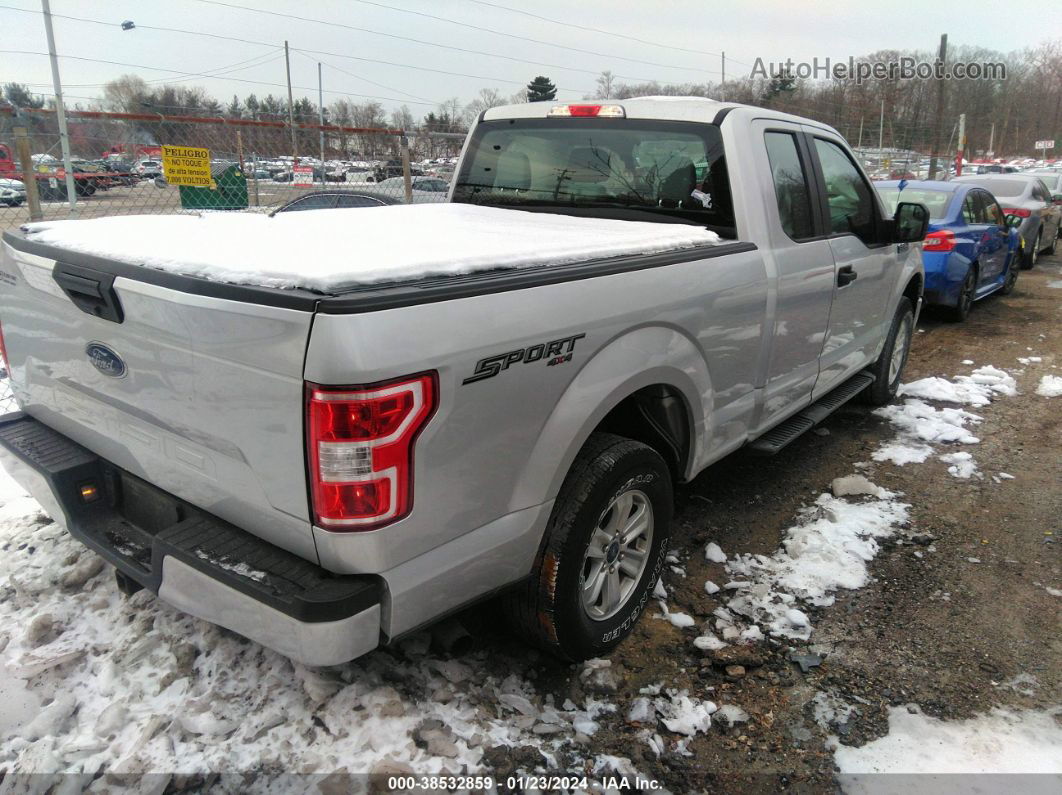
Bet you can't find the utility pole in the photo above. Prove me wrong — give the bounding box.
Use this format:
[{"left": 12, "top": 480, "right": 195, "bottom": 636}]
[
  {"left": 318, "top": 62, "right": 325, "bottom": 184},
  {"left": 988, "top": 122, "right": 995, "bottom": 157},
  {"left": 284, "top": 40, "right": 297, "bottom": 165},
  {"left": 857, "top": 115, "right": 864, "bottom": 151},
  {"left": 720, "top": 52, "right": 726, "bottom": 102},
  {"left": 878, "top": 98, "right": 885, "bottom": 153},
  {"left": 955, "top": 113, "right": 966, "bottom": 176},
  {"left": 928, "top": 33, "right": 948, "bottom": 179},
  {"left": 41, "top": 0, "right": 77, "bottom": 210}
]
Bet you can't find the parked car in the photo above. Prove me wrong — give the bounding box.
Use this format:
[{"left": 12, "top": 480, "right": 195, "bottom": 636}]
[
  {"left": 134, "top": 160, "right": 162, "bottom": 179},
  {"left": 974, "top": 164, "right": 1018, "bottom": 174},
  {"left": 0, "top": 177, "right": 26, "bottom": 206},
  {"left": 876, "top": 180, "right": 1019, "bottom": 321},
  {"left": 362, "top": 175, "right": 450, "bottom": 203},
  {"left": 1029, "top": 168, "right": 1062, "bottom": 196},
  {"left": 952, "top": 174, "right": 1061, "bottom": 267},
  {"left": 269, "top": 191, "right": 395, "bottom": 215},
  {"left": 0, "top": 98, "right": 928, "bottom": 665}
]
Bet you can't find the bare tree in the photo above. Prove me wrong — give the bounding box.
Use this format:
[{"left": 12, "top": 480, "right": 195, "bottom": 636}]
[
  {"left": 463, "top": 88, "right": 506, "bottom": 125},
  {"left": 595, "top": 71, "right": 616, "bottom": 99}
]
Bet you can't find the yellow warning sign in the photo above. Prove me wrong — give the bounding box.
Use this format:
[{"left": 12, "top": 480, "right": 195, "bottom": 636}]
[{"left": 161, "top": 145, "right": 214, "bottom": 188}]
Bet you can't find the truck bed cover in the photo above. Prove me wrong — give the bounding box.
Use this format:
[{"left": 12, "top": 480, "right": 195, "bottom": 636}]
[{"left": 16, "top": 203, "right": 723, "bottom": 293}]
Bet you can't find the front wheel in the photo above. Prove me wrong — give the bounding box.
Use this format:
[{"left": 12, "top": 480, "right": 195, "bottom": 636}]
[
  {"left": 505, "top": 433, "right": 673, "bottom": 661},
  {"left": 861, "top": 297, "right": 914, "bottom": 406}
]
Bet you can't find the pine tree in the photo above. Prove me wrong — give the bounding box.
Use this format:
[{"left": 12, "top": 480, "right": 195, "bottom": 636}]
[{"left": 526, "top": 76, "right": 557, "bottom": 102}]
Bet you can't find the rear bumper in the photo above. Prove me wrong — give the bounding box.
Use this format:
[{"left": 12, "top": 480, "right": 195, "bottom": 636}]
[{"left": 0, "top": 411, "right": 382, "bottom": 666}]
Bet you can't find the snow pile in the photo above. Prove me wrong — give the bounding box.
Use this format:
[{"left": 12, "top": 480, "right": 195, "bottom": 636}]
[
  {"left": 20, "top": 204, "right": 723, "bottom": 291},
  {"left": 939, "top": 451, "right": 980, "bottom": 479},
  {"left": 0, "top": 477, "right": 608, "bottom": 780},
  {"left": 722, "top": 489, "right": 909, "bottom": 639},
  {"left": 627, "top": 689, "right": 718, "bottom": 736},
  {"left": 1036, "top": 375, "right": 1062, "bottom": 397},
  {"left": 875, "top": 364, "right": 1019, "bottom": 477},
  {"left": 832, "top": 705, "right": 1062, "bottom": 775}
]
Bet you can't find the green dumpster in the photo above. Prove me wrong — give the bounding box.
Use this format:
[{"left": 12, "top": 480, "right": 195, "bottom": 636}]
[{"left": 178, "top": 163, "right": 248, "bottom": 210}]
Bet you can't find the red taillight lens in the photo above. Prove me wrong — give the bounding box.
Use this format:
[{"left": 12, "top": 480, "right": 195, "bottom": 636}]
[
  {"left": 1002, "top": 207, "right": 1030, "bottom": 218},
  {"left": 307, "top": 373, "right": 437, "bottom": 531},
  {"left": 922, "top": 229, "right": 956, "bottom": 251},
  {"left": 547, "top": 104, "right": 625, "bottom": 118}
]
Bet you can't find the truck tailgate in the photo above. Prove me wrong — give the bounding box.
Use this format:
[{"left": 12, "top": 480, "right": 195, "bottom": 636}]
[{"left": 0, "top": 236, "right": 319, "bottom": 562}]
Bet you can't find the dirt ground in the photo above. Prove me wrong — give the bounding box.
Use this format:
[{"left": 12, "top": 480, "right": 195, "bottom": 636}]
[{"left": 466, "top": 250, "right": 1062, "bottom": 792}]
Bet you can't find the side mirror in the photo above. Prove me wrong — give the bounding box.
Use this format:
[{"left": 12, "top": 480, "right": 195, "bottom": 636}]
[
  {"left": 892, "top": 201, "right": 930, "bottom": 243},
  {"left": 1004, "top": 214, "right": 1023, "bottom": 228}
]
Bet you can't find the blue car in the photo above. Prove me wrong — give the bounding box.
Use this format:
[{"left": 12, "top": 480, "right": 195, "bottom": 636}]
[{"left": 876, "top": 180, "right": 1020, "bottom": 321}]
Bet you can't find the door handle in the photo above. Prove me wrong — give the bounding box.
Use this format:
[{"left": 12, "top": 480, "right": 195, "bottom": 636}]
[{"left": 837, "top": 265, "right": 858, "bottom": 287}]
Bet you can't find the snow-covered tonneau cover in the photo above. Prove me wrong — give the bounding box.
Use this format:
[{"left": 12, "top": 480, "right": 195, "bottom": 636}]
[{"left": 13, "top": 204, "right": 725, "bottom": 295}]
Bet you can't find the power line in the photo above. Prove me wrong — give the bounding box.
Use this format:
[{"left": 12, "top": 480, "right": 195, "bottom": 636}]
[
  {"left": 0, "top": 3, "right": 594, "bottom": 98},
  {"left": 294, "top": 50, "right": 440, "bottom": 106},
  {"left": 463, "top": 0, "right": 752, "bottom": 66},
  {"left": 5, "top": 50, "right": 442, "bottom": 106},
  {"left": 186, "top": 0, "right": 664, "bottom": 82},
  {"left": 192, "top": 0, "right": 720, "bottom": 78}
]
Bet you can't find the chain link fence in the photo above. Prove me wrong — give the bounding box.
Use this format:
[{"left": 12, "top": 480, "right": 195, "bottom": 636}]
[{"left": 0, "top": 107, "right": 464, "bottom": 232}]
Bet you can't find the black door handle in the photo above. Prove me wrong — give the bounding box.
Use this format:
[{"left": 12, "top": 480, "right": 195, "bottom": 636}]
[
  {"left": 53, "top": 262, "right": 125, "bottom": 323},
  {"left": 837, "top": 265, "right": 858, "bottom": 287}
]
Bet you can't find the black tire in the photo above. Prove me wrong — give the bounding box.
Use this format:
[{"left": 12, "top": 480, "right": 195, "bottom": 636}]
[
  {"left": 860, "top": 297, "right": 914, "bottom": 406},
  {"left": 505, "top": 432, "right": 673, "bottom": 661},
  {"left": 1022, "top": 230, "right": 1041, "bottom": 269},
  {"left": 944, "top": 266, "right": 976, "bottom": 322},
  {"left": 1000, "top": 259, "right": 1019, "bottom": 295}
]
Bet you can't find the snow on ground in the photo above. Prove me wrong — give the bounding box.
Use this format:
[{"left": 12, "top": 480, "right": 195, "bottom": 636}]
[
  {"left": 697, "top": 362, "right": 1020, "bottom": 649},
  {"left": 832, "top": 705, "right": 1062, "bottom": 776},
  {"left": 0, "top": 473, "right": 617, "bottom": 780},
  {"left": 20, "top": 205, "right": 723, "bottom": 291},
  {"left": 1036, "top": 374, "right": 1062, "bottom": 397},
  {"left": 722, "top": 491, "right": 909, "bottom": 639}
]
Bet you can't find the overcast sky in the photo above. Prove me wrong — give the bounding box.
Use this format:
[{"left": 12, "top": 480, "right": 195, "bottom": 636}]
[{"left": 3, "top": 0, "right": 1059, "bottom": 116}]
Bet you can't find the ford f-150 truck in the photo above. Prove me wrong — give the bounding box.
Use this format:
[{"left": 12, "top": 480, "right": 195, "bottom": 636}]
[{"left": 0, "top": 98, "right": 929, "bottom": 665}]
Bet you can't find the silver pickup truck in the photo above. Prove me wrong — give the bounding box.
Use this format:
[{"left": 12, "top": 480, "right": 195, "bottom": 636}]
[{"left": 0, "top": 98, "right": 928, "bottom": 666}]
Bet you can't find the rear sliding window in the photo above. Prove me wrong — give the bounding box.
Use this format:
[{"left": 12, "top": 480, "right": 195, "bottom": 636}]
[{"left": 452, "top": 118, "right": 736, "bottom": 236}]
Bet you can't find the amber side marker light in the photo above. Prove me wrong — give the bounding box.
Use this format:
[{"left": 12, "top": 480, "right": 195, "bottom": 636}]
[{"left": 79, "top": 483, "right": 100, "bottom": 503}]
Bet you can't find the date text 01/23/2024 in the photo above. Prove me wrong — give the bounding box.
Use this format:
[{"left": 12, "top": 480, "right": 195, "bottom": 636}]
[{"left": 385, "top": 774, "right": 662, "bottom": 790}]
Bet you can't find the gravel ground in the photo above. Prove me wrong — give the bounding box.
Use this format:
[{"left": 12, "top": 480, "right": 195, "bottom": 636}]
[{"left": 0, "top": 251, "right": 1058, "bottom": 792}]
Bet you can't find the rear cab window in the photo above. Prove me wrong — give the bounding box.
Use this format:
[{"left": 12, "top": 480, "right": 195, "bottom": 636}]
[
  {"left": 452, "top": 118, "right": 737, "bottom": 238},
  {"left": 764, "top": 131, "right": 815, "bottom": 240}
]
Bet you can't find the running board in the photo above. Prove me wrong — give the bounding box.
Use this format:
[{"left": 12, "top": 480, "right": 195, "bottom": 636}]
[{"left": 749, "top": 371, "right": 875, "bottom": 456}]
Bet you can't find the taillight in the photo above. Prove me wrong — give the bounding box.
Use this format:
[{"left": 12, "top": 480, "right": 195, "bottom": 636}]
[
  {"left": 306, "top": 373, "right": 437, "bottom": 531},
  {"left": 547, "top": 104, "right": 625, "bottom": 118},
  {"left": 1002, "top": 207, "right": 1030, "bottom": 218},
  {"left": 922, "top": 229, "right": 957, "bottom": 251}
]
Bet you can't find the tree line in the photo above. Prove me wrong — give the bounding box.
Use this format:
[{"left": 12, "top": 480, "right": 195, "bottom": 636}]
[{"left": 3, "top": 37, "right": 1059, "bottom": 162}]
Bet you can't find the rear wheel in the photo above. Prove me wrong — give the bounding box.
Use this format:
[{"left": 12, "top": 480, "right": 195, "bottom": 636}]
[
  {"left": 504, "top": 432, "right": 673, "bottom": 661},
  {"left": 1000, "top": 259, "right": 1019, "bottom": 295},
  {"left": 945, "top": 267, "right": 976, "bottom": 322},
  {"left": 860, "top": 297, "right": 914, "bottom": 406},
  {"left": 1022, "top": 230, "right": 1041, "bottom": 269}
]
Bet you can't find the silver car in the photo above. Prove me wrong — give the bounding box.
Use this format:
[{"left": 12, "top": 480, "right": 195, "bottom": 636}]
[{"left": 953, "top": 174, "right": 1061, "bottom": 268}]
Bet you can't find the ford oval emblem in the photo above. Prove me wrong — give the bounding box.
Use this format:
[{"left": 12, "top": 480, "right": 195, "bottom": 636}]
[{"left": 85, "top": 342, "right": 126, "bottom": 378}]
